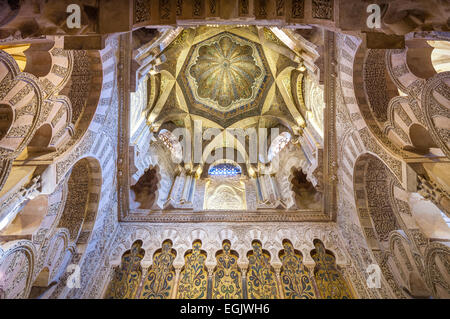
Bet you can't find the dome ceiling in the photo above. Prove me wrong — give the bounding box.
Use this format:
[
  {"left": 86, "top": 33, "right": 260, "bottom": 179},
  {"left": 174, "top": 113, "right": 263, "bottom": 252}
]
[
  {"left": 179, "top": 31, "right": 273, "bottom": 126},
  {"left": 144, "top": 26, "right": 308, "bottom": 130},
  {"left": 188, "top": 34, "right": 264, "bottom": 109}
]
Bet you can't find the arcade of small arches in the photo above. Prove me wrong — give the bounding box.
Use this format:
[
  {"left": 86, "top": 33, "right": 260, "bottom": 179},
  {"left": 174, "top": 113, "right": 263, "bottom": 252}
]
[
  {"left": 0, "top": 0, "right": 449, "bottom": 300},
  {"left": 104, "top": 238, "right": 352, "bottom": 299}
]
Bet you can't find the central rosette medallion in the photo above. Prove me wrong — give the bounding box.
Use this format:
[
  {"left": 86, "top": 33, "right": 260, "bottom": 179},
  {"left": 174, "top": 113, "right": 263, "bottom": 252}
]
[
  {"left": 179, "top": 31, "right": 272, "bottom": 126},
  {"left": 187, "top": 34, "right": 265, "bottom": 111}
]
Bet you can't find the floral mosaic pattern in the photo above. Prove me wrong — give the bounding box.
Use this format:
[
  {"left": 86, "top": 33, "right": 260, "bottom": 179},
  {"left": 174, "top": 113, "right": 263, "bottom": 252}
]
[
  {"left": 139, "top": 240, "right": 176, "bottom": 299},
  {"left": 279, "top": 240, "right": 317, "bottom": 299},
  {"left": 212, "top": 240, "right": 242, "bottom": 299},
  {"left": 311, "top": 240, "right": 353, "bottom": 299},
  {"left": 246, "top": 240, "right": 279, "bottom": 299},
  {"left": 177, "top": 240, "right": 208, "bottom": 299},
  {"left": 189, "top": 35, "right": 263, "bottom": 109},
  {"left": 104, "top": 241, "right": 145, "bottom": 299}
]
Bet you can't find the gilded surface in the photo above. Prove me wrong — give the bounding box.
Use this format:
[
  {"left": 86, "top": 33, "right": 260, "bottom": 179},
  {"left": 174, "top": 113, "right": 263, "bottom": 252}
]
[
  {"left": 246, "top": 240, "right": 279, "bottom": 299},
  {"left": 189, "top": 35, "right": 263, "bottom": 109},
  {"left": 279, "top": 240, "right": 316, "bottom": 299},
  {"left": 212, "top": 241, "right": 243, "bottom": 299},
  {"left": 311, "top": 240, "right": 353, "bottom": 299},
  {"left": 105, "top": 241, "right": 145, "bottom": 299},
  {"left": 177, "top": 240, "right": 208, "bottom": 299},
  {"left": 139, "top": 240, "right": 177, "bottom": 299},
  {"left": 179, "top": 31, "right": 273, "bottom": 126}
]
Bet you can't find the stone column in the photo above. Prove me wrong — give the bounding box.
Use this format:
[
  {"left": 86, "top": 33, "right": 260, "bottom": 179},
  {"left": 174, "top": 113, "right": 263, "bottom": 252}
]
[
  {"left": 206, "top": 265, "right": 214, "bottom": 299},
  {"left": 256, "top": 174, "right": 273, "bottom": 206},
  {"left": 309, "top": 270, "right": 321, "bottom": 299},
  {"left": 273, "top": 265, "right": 285, "bottom": 299},
  {"left": 171, "top": 266, "right": 182, "bottom": 299},
  {"left": 180, "top": 173, "right": 192, "bottom": 204},
  {"left": 239, "top": 263, "right": 248, "bottom": 299},
  {"left": 255, "top": 176, "right": 263, "bottom": 202},
  {"left": 269, "top": 174, "right": 281, "bottom": 202},
  {"left": 135, "top": 265, "right": 150, "bottom": 299},
  {"left": 188, "top": 176, "right": 196, "bottom": 203},
  {"left": 166, "top": 170, "right": 182, "bottom": 204}
]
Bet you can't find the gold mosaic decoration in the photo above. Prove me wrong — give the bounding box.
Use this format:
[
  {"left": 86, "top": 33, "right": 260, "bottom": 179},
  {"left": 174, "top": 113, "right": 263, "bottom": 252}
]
[
  {"left": 177, "top": 240, "right": 208, "bottom": 299},
  {"left": 212, "top": 240, "right": 243, "bottom": 299},
  {"left": 104, "top": 241, "right": 145, "bottom": 299},
  {"left": 178, "top": 31, "right": 273, "bottom": 126},
  {"left": 189, "top": 34, "right": 263, "bottom": 109},
  {"left": 139, "top": 240, "right": 177, "bottom": 299},
  {"left": 246, "top": 240, "right": 279, "bottom": 299},
  {"left": 279, "top": 240, "right": 317, "bottom": 299},
  {"left": 311, "top": 240, "right": 353, "bottom": 299}
]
